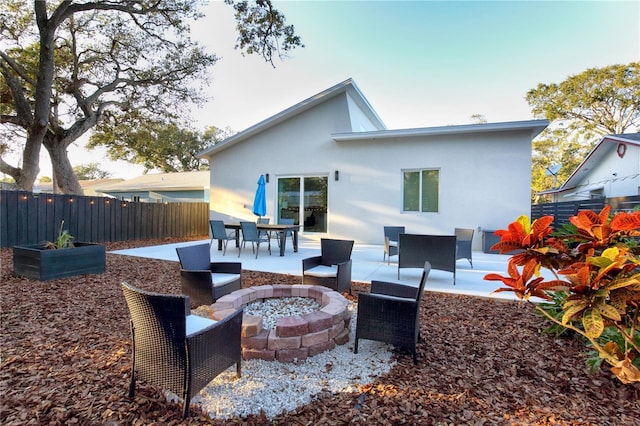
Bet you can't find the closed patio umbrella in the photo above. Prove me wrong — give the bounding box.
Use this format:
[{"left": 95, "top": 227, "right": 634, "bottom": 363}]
[{"left": 252, "top": 175, "right": 267, "bottom": 218}]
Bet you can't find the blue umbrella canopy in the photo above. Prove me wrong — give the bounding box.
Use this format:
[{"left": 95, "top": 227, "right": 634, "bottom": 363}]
[{"left": 252, "top": 175, "right": 267, "bottom": 217}]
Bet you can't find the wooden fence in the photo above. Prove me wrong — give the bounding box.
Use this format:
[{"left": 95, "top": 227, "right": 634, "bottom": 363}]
[
  {"left": 0, "top": 190, "right": 209, "bottom": 248},
  {"left": 531, "top": 195, "right": 640, "bottom": 228}
]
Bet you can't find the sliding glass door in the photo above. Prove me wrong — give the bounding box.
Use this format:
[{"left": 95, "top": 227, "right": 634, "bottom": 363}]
[{"left": 277, "top": 176, "right": 328, "bottom": 232}]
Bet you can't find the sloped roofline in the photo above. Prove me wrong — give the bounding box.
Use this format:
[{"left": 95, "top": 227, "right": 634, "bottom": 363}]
[
  {"left": 92, "top": 171, "right": 209, "bottom": 192},
  {"left": 198, "top": 78, "right": 386, "bottom": 158},
  {"left": 538, "top": 133, "right": 640, "bottom": 195},
  {"left": 331, "top": 119, "right": 549, "bottom": 141}
]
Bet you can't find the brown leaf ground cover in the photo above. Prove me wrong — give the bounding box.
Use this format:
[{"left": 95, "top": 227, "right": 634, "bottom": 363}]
[{"left": 1, "top": 237, "right": 639, "bottom": 425}]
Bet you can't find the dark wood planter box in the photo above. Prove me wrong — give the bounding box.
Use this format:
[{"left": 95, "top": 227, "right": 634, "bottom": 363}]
[{"left": 13, "top": 242, "right": 106, "bottom": 281}]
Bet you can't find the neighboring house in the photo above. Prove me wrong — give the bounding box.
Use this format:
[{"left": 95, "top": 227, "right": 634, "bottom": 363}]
[
  {"left": 93, "top": 171, "right": 210, "bottom": 203},
  {"left": 539, "top": 133, "right": 640, "bottom": 202},
  {"left": 198, "top": 79, "right": 548, "bottom": 247},
  {"left": 33, "top": 178, "right": 124, "bottom": 196}
]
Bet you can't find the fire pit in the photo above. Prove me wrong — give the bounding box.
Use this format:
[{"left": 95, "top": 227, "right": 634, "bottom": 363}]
[{"left": 199, "top": 285, "right": 351, "bottom": 362}]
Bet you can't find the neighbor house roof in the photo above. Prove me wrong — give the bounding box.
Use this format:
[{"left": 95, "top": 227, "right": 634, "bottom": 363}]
[
  {"left": 539, "top": 133, "right": 640, "bottom": 195},
  {"left": 92, "top": 171, "right": 209, "bottom": 193},
  {"left": 198, "top": 78, "right": 386, "bottom": 157},
  {"left": 33, "top": 178, "right": 124, "bottom": 195},
  {"left": 331, "top": 120, "right": 549, "bottom": 142}
]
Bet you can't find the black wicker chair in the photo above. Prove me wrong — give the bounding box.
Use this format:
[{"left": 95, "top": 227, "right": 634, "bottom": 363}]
[
  {"left": 383, "top": 226, "right": 405, "bottom": 265},
  {"left": 176, "top": 243, "right": 241, "bottom": 306},
  {"left": 302, "top": 238, "right": 354, "bottom": 294},
  {"left": 121, "top": 282, "right": 243, "bottom": 418},
  {"left": 398, "top": 233, "right": 457, "bottom": 284},
  {"left": 455, "top": 227, "right": 474, "bottom": 268},
  {"left": 354, "top": 261, "right": 431, "bottom": 364}
]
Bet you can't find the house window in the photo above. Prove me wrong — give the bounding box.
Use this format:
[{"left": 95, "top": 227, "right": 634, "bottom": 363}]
[{"left": 403, "top": 169, "right": 439, "bottom": 213}]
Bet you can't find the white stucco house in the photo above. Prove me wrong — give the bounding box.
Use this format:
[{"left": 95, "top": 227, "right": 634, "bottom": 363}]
[
  {"left": 198, "top": 79, "right": 548, "bottom": 247},
  {"left": 538, "top": 133, "right": 640, "bottom": 202}
]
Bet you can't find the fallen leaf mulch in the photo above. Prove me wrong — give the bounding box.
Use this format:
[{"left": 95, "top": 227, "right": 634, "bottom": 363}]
[{"left": 1, "top": 237, "right": 639, "bottom": 425}]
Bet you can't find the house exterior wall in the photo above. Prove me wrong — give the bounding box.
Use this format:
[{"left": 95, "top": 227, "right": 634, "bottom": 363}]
[
  {"left": 208, "top": 95, "right": 352, "bottom": 220},
  {"left": 345, "top": 92, "right": 381, "bottom": 132},
  {"left": 328, "top": 131, "right": 532, "bottom": 246},
  {"left": 559, "top": 143, "right": 640, "bottom": 201},
  {"left": 207, "top": 93, "right": 535, "bottom": 248}
]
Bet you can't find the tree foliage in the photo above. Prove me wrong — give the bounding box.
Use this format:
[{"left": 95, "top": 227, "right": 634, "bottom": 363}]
[
  {"left": 1, "top": 0, "right": 302, "bottom": 194},
  {"left": 527, "top": 62, "right": 640, "bottom": 200},
  {"left": 527, "top": 62, "right": 640, "bottom": 136},
  {"left": 531, "top": 130, "right": 593, "bottom": 202},
  {"left": 73, "top": 162, "right": 110, "bottom": 180},
  {"left": 227, "top": 0, "right": 304, "bottom": 67},
  {"left": 88, "top": 120, "right": 231, "bottom": 173}
]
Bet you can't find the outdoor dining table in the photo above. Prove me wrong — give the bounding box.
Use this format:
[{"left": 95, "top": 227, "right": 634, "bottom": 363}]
[{"left": 221, "top": 222, "right": 300, "bottom": 256}]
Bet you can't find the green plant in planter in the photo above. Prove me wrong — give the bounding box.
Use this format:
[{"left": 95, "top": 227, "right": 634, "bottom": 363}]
[
  {"left": 43, "top": 221, "right": 75, "bottom": 249},
  {"left": 484, "top": 206, "right": 640, "bottom": 384}
]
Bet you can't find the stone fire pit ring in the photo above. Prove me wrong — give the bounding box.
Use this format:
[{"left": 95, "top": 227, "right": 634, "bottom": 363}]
[{"left": 204, "top": 285, "right": 351, "bottom": 363}]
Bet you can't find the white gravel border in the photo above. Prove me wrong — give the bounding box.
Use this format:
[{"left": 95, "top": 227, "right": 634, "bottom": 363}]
[{"left": 185, "top": 302, "right": 395, "bottom": 420}]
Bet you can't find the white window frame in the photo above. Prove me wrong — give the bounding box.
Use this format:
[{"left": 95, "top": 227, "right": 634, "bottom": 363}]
[{"left": 402, "top": 168, "right": 440, "bottom": 213}]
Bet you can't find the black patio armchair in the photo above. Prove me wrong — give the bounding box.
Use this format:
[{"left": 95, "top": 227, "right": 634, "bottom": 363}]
[
  {"left": 121, "top": 282, "right": 243, "bottom": 418},
  {"left": 176, "top": 243, "right": 241, "bottom": 306},
  {"left": 302, "top": 238, "right": 354, "bottom": 294},
  {"left": 355, "top": 261, "right": 431, "bottom": 364},
  {"left": 455, "top": 227, "right": 474, "bottom": 268},
  {"left": 383, "top": 226, "right": 405, "bottom": 265}
]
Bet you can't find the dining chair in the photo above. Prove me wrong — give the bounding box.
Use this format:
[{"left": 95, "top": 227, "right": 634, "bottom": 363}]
[
  {"left": 277, "top": 218, "right": 296, "bottom": 249},
  {"left": 209, "top": 219, "right": 236, "bottom": 255},
  {"left": 239, "top": 221, "right": 271, "bottom": 259},
  {"left": 257, "top": 217, "right": 278, "bottom": 244}
]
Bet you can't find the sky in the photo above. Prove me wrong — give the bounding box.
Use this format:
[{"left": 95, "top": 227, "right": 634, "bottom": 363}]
[{"left": 15, "top": 0, "right": 640, "bottom": 180}]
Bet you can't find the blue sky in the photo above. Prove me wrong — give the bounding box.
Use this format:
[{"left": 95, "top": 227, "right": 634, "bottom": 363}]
[
  {"left": 190, "top": 0, "right": 639, "bottom": 132},
  {"left": 23, "top": 0, "right": 639, "bottom": 179}
]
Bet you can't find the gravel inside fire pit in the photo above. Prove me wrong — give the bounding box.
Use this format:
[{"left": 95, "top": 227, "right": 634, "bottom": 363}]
[
  {"left": 186, "top": 301, "right": 395, "bottom": 420},
  {"left": 243, "top": 296, "right": 322, "bottom": 329}
]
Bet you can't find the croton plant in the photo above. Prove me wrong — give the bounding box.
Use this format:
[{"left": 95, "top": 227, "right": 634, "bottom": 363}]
[{"left": 484, "top": 206, "right": 640, "bottom": 384}]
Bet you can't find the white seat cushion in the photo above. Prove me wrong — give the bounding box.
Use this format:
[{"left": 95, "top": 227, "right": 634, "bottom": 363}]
[
  {"left": 304, "top": 265, "right": 337, "bottom": 278},
  {"left": 186, "top": 314, "right": 217, "bottom": 336},
  {"left": 388, "top": 240, "right": 398, "bottom": 247},
  {"left": 211, "top": 273, "right": 241, "bottom": 287}
]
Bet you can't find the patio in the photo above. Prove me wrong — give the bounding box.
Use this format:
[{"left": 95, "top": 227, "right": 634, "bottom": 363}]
[
  {"left": 2, "top": 238, "right": 638, "bottom": 424},
  {"left": 110, "top": 235, "right": 532, "bottom": 302}
]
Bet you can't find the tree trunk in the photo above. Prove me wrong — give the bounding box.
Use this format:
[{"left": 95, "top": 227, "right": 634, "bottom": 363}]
[
  {"left": 16, "top": 139, "right": 42, "bottom": 191},
  {"left": 46, "top": 141, "right": 82, "bottom": 195}
]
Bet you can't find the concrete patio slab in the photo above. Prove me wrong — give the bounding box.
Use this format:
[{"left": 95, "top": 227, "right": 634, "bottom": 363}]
[{"left": 110, "top": 236, "right": 548, "bottom": 302}]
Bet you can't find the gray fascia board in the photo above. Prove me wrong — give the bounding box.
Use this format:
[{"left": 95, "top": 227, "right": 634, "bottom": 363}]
[{"left": 332, "top": 119, "right": 549, "bottom": 142}]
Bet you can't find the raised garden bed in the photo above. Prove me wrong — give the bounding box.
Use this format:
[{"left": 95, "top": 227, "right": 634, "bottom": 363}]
[{"left": 12, "top": 242, "right": 106, "bottom": 281}]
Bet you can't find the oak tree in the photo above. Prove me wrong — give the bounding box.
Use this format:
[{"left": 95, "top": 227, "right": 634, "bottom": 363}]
[
  {"left": 527, "top": 62, "right": 640, "bottom": 198},
  {"left": 1, "top": 0, "right": 302, "bottom": 194},
  {"left": 88, "top": 120, "right": 232, "bottom": 173}
]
